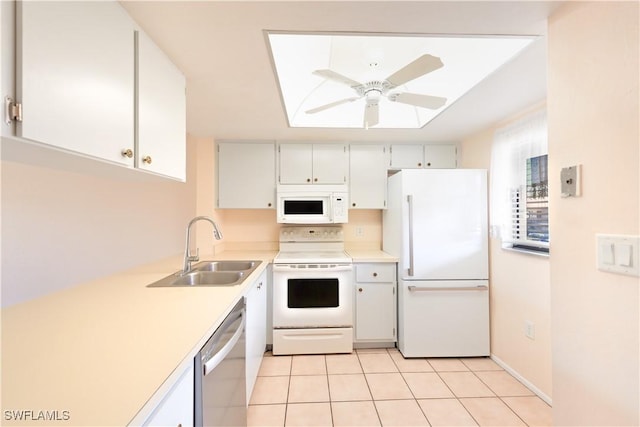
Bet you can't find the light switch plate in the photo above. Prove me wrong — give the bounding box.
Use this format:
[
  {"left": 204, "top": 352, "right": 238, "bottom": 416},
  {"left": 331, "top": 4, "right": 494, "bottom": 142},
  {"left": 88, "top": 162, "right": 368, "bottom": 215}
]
[
  {"left": 561, "top": 165, "right": 582, "bottom": 198},
  {"left": 596, "top": 234, "right": 640, "bottom": 276}
]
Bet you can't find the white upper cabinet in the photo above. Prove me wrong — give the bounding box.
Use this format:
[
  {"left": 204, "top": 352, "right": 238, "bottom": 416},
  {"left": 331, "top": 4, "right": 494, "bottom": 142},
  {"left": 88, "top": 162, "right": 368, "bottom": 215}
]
[
  {"left": 311, "top": 144, "right": 347, "bottom": 184},
  {"left": 424, "top": 144, "right": 458, "bottom": 168},
  {"left": 390, "top": 145, "right": 424, "bottom": 169},
  {"left": 16, "top": 1, "right": 135, "bottom": 165},
  {"left": 217, "top": 141, "right": 276, "bottom": 209},
  {"left": 349, "top": 144, "right": 388, "bottom": 209},
  {"left": 137, "top": 30, "right": 186, "bottom": 181},
  {"left": 278, "top": 143, "right": 347, "bottom": 185},
  {"left": 14, "top": 1, "right": 186, "bottom": 180},
  {"left": 390, "top": 144, "right": 457, "bottom": 169}
]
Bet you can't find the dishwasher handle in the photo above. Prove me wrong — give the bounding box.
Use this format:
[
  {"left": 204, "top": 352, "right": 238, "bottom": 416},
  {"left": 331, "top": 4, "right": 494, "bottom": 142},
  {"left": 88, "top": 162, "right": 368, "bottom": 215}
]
[{"left": 203, "top": 311, "right": 245, "bottom": 377}]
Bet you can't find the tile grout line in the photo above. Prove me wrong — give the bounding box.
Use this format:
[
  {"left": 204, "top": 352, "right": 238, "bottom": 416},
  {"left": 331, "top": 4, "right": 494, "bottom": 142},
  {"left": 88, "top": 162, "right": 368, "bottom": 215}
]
[
  {"left": 356, "top": 349, "right": 385, "bottom": 427},
  {"left": 467, "top": 363, "right": 534, "bottom": 426}
]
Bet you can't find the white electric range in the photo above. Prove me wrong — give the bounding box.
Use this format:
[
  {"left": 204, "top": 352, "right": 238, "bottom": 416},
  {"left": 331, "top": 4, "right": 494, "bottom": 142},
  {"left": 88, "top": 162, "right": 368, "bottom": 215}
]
[{"left": 272, "top": 226, "right": 353, "bottom": 355}]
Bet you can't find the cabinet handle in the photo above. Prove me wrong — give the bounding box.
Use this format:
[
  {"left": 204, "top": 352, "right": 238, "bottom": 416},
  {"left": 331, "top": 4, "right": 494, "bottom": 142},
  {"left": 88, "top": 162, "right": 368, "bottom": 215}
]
[
  {"left": 268, "top": 202, "right": 272, "bottom": 207},
  {"left": 372, "top": 272, "right": 378, "bottom": 277},
  {"left": 142, "top": 155, "right": 153, "bottom": 165},
  {"left": 352, "top": 202, "right": 356, "bottom": 207},
  {"left": 417, "top": 162, "right": 422, "bottom": 167},
  {"left": 427, "top": 162, "right": 432, "bottom": 167},
  {"left": 358, "top": 288, "right": 363, "bottom": 292},
  {"left": 306, "top": 178, "right": 311, "bottom": 182},
  {"left": 121, "top": 149, "right": 133, "bottom": 158},
  {"left": 314, "top": 178, "right": 318, "bottom": 182}
]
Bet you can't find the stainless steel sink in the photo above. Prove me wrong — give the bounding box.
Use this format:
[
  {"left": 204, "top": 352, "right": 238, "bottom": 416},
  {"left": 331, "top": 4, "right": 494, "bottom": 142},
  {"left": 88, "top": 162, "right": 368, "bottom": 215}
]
[
  {"left": 147, "top": 260, "right": 261, "bottom": 287},
  {"left": 171, "top": 271, "right": 244, "bottom": 286},
  {"left": 193, "top": 261, "right": 257, "bottom": 272}
]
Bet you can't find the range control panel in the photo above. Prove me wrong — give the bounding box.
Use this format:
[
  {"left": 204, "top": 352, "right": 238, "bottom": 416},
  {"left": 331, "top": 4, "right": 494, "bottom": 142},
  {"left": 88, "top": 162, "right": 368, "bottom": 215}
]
[{"left": 279, "top": 226, "right": 344, "bottom": 243}]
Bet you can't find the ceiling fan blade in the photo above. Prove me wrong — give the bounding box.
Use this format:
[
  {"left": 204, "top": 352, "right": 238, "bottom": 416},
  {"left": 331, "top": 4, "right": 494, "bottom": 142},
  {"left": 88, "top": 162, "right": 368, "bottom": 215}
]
[
  {"left": 305, "top": 97, "right": 360, "bottom": 114},
  {"left": 363, "top": 100, "right": 379, "bottom": 129},
  {"left": 312, "top": 69, "right": 362, "bottom": 88},
  {"left": 388, "top": 92, "right": 447, "bottom": 109},
  {"left": 385, "top": 54, "right": 444, "bottom": 87}
]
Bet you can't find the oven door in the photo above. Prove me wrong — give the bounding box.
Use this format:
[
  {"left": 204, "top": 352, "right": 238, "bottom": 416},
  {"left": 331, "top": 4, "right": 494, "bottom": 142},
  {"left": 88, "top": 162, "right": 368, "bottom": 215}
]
[{"left": 272, "top": 264, "right": 353, "bottom": 328}]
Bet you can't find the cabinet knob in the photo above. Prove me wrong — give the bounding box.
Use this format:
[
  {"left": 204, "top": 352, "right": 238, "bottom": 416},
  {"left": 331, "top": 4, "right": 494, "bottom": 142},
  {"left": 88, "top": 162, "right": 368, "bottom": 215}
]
[
  {"left": 121, "top": 148, "right": 133, "bottom": 158},
  {"left": 427, "top": 162, "right": 432, "bottom": 167},
  {"left": 307, "top": 178, "right": 311, "bottom": 182},
  {"left": 352, "top": 202, "right": 356, "bottom": 207},
  {"left": 417, "top": 162, "right": 422, "bottom": 167},
  {"left": 314, "top": 178, "right": 318, "bottom": 182},
  {"left": 142, "top": 155, "right": 153, "bottom": 165},
  {"left": 268, "top": 202, "right": 272, "bottom": 207},
  {"left": 358, "top": 288, "right": 363, "bottom": 292},
  {"left": 373, "top": 272, "right": 378, "bottom": 277}
]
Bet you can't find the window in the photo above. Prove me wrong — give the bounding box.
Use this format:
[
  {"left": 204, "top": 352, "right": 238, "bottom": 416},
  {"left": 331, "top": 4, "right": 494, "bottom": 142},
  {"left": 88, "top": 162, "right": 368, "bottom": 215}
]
[{"left": 490, "top": 110, "right": 549, "bottom": 254}]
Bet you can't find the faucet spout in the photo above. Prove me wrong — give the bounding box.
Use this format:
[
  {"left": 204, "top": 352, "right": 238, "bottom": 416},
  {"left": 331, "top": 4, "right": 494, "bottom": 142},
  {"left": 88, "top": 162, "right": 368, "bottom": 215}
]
[{"left": 183, "top": 216, "right": 223, "bottom": 274}]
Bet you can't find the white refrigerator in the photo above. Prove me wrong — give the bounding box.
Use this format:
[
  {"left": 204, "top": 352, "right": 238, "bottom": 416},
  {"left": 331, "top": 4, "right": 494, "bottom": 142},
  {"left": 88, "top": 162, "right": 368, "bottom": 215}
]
[{"left": 383, "top": 169, "right": 489, "bottom": 357}]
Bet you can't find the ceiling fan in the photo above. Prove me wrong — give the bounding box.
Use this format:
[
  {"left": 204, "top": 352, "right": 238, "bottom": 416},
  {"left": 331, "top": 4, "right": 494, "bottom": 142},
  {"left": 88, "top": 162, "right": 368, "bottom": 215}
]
[{"left": 305, "top": 54, "right": 447, "bottom": 129}]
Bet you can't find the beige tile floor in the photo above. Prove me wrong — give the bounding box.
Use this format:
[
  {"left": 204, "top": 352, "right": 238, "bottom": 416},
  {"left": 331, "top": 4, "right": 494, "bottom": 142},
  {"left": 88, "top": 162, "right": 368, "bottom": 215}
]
[{"left": 248, "top": 348, "right": 552, "bottom": 427}]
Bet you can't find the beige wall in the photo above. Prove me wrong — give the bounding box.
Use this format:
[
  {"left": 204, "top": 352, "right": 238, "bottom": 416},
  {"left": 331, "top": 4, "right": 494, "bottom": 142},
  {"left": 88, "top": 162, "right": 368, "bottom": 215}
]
[
  {"left": 548, "top": 2, "right": 639, "bottom": 425},
  {"left": 0, "top": 136, "right": 199, "bottom": 306},
  {"left": 461, "top": 104, "right": 552, "bottom": 400}
]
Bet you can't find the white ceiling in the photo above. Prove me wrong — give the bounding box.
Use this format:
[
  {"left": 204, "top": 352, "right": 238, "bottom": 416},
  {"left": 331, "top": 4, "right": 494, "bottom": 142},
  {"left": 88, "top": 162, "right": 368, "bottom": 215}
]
[{"left": 120, "top": 1, "right": 561, "bottom": 143}]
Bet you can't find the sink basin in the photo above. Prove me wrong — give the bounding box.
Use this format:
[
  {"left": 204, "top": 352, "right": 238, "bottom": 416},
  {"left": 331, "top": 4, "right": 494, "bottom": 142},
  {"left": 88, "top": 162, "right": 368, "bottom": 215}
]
[
  {"left": 147, "top": 260, "right": 261, "bottom": 287},
  {"left": 148, "top": 271, "right": 245, "bottom": 287},
  {"left": 172, "top": 271, "right": 244, "bottom": 286},
  {"left": 193, "top": 261, "right": 257, "bottom": 272}
]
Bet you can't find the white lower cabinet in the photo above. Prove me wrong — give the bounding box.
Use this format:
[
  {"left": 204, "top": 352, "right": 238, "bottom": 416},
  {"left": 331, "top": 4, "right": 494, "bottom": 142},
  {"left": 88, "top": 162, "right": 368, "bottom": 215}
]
[
  {"left": 354, "top": 263, "right": 397, "bottom": 343},
  {"left": 143, "top": 363, "right": 194, "bottom": 427},
  {"left": 246, "top": 269, "right": 268, "bottom": 403}
]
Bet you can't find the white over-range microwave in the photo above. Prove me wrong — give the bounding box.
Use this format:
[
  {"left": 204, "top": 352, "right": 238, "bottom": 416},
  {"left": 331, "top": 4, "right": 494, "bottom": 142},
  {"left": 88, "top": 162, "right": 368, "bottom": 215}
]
[{"left": 276, "top": 186, "right": 348, "bottom": 224}]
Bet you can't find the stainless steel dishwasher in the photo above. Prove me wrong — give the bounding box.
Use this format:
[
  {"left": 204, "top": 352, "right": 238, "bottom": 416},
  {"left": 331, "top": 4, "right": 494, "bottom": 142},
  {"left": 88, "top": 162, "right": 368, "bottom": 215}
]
[{"left": 195, "top": 298, "right": 246, "bottom": 427}]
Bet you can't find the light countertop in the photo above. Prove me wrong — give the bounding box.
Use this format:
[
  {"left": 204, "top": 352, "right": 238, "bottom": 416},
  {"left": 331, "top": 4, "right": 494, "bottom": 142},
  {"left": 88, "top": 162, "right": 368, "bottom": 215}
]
[
  {"left": 1, "top": 250, "right": 277, "bottom": 426},
  {"left": 346, "top": 249, "right": 398, "bottom": 263}
]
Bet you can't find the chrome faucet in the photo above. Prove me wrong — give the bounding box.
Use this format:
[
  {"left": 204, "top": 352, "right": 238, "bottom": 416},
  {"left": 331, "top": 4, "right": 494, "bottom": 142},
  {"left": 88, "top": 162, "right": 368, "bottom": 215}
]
[{"left": 183, "top": 216, "right": 223, "bottom": 274}]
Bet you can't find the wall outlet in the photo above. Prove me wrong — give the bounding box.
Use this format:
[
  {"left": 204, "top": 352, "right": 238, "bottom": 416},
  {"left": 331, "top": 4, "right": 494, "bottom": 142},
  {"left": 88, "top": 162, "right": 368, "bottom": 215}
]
[{"left": 524, "top": 321, "right": 535, "bottom": 340}]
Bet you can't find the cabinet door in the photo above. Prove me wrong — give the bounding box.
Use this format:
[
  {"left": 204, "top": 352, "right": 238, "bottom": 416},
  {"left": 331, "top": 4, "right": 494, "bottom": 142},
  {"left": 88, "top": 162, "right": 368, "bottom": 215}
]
[
  {"left": 218, "top": 142, "right": 276, "bottom": 208},
  {"left": 246, "top": 271, "right": 267, "bottom": 403},
  {"left": 390, "top": 145, "right": 424, "bottom": 169},
  {"left": 349, "top": 144, "right": 388, "bottom": 209},
  {"left": 143, "top": 363, "right": 194, "bottom": 427},
  {"left": 355, "top": 283, "right": 396, "bottom": 341},
  {"left": 424, "top": 145, "right": 457, "bottom": 168},
  {"left": 137, "top": 30, "right": 186, "bottom": 181},
  {"left": 17, "top": 1, "right": 135, "bottom": 165},
  {"left": 279, "top": 143, "right": 313, "bottom": 184},
  {"left": 312, "top": 144, "right": 347, "bottom": 184}
]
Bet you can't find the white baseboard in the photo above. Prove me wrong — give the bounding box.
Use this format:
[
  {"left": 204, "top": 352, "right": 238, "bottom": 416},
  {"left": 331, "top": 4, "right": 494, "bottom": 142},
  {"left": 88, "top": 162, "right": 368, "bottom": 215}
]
[{"left": 490, "top": 354, "right": 553, "bottom": 406}]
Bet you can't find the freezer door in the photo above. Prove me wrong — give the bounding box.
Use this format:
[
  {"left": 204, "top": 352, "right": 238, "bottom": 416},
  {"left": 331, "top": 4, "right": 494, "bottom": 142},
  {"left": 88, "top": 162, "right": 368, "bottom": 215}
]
[
  {"left": 402, "top": 169, "right": 488, "bottom": 280},
  {"left": 397, "top": 280, "right": 490, "bottom": 357}
]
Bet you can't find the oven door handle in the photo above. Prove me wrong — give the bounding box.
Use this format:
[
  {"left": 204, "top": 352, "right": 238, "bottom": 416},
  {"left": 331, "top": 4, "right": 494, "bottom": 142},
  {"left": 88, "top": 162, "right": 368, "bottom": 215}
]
[{"left": 273, "top": 264, "right": 353, "bottom": 272}]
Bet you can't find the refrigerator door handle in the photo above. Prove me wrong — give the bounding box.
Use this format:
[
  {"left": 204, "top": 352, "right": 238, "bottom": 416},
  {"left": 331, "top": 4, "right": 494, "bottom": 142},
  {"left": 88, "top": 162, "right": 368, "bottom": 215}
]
[
  {"left": 408, "top": 285, "right": 489, "bottom": 292},
  {"left": 407, "top": 194, "right": 414, "bottom": 277}
]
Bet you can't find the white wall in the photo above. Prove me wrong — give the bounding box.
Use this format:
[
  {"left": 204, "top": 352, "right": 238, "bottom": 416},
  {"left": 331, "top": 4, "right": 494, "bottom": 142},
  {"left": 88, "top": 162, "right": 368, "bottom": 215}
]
[
  {"left": 461, "top": 104, "right": 552, "bottom": 400},
  {"left": 548, "top": 2, "right": 639, "bottom": 425},
  {"left": 0, "top": 137, "right": 198, "bottom": 307}
]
